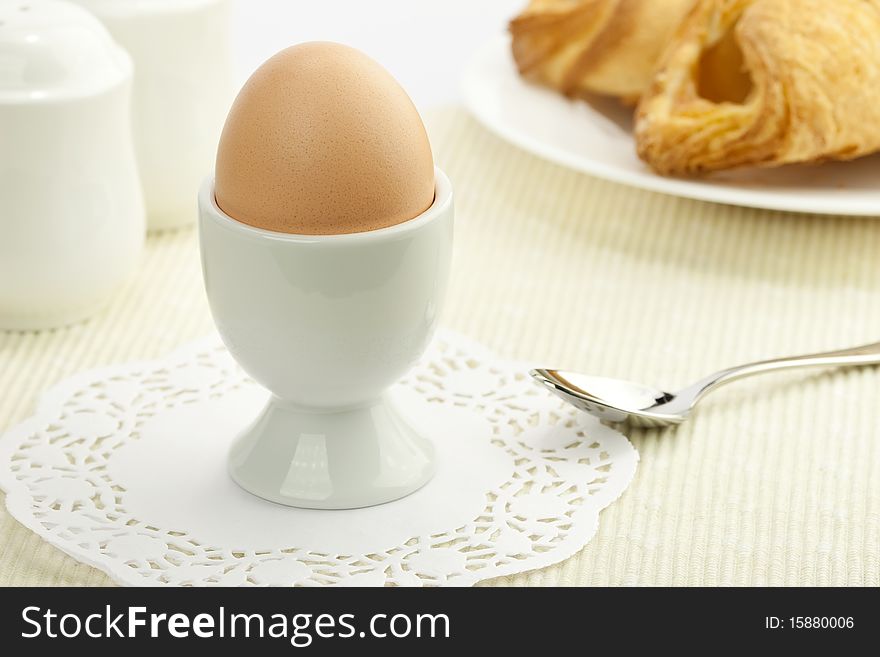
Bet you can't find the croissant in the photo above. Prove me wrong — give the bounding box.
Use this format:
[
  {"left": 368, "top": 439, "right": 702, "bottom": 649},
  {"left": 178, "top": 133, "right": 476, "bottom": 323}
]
[
  {"left": 636, "top": 0, "right": 880, "bottom": 175},
  {"left": 509, "top": 0, "right": 696, "bottom": 101}
]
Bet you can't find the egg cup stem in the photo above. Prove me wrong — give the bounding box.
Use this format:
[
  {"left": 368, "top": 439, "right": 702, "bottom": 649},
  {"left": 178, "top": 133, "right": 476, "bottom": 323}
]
[{"left": 228, "top": 394, "right": 435, "bottom": 509}]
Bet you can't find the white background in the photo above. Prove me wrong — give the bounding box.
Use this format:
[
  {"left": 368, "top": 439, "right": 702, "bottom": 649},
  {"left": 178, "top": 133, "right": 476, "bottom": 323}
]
[{"left": 229, "top": 0, "right": 521, "bottom": 111}]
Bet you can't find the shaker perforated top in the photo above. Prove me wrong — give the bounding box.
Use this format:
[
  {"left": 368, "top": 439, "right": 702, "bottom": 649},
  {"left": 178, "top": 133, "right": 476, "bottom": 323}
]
[{"left": 0, "top": 0, "right": 131, "bottom": 101}]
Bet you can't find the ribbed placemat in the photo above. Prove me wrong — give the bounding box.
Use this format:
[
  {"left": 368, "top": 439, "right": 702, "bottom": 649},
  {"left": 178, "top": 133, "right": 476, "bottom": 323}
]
[{"left": 1, "top": 107, "right": 878, "bottom": 586}]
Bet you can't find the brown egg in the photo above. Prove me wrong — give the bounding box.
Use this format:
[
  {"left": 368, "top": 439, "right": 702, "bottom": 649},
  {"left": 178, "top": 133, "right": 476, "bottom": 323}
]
[{"left": 214, "top": 42, "right": 435, "bottom": 235}]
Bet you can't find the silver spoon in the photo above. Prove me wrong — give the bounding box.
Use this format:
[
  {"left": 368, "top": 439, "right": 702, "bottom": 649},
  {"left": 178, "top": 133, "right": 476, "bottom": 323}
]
[{"left": 531, "top": 341, "right": 880, "bottom": 428}]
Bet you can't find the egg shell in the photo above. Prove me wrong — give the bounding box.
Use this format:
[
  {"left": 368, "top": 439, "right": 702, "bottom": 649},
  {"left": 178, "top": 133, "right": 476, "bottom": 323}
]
[{"left": 214, "top": 42, "right": 435, "bottom": 235}]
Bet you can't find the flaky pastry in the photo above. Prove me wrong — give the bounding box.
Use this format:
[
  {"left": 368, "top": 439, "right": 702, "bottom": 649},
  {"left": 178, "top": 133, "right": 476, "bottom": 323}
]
[
  {"left": 509, "top": 0, "right": 695, "bottom": 101},
  {"left": 636, "top": 0, "right": 880, "bottom": 175}
]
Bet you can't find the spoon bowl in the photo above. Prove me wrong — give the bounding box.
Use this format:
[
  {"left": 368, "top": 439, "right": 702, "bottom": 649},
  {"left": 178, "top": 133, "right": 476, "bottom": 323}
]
[{"left": 531, "top": 369, "right": 688, "bottom": 427}]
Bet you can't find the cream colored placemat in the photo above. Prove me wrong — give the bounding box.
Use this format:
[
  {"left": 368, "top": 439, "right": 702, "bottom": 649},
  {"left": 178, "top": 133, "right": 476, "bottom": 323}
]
[{"left": 1, "top": 108, "right": 878, "bottom": 586}]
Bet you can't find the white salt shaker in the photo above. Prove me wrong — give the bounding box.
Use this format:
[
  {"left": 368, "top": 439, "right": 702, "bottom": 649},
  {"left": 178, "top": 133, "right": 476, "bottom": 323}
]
[
  {"left": 0, "top": 0, "right": 145, "bottom": 330},
  {"left": 72, "top": 0, "right": 233, "bottom": 231}
]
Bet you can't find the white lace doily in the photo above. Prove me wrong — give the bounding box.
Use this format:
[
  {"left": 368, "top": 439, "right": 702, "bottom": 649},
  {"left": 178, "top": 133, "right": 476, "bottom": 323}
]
[{"left": 0, "top": 330, "right": 637, "bottom": 586}]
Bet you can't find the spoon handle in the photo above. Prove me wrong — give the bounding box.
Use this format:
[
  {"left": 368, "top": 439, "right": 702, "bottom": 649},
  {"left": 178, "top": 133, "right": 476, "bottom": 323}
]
[{"left": 684, "top": 340, "right": 880, "bottom": 404}]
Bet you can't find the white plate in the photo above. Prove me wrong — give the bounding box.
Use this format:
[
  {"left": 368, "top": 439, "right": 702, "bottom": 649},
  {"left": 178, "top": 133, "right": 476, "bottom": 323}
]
[{"left": 461, "top": 36, "right": 880, "bottom": 217}]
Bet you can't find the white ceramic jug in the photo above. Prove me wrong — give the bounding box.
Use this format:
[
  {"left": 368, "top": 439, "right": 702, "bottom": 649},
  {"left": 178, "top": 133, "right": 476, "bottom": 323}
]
[
  {"left": 0, "top": 0, "right": 145, "bottom": 330},
  {"left": 72, "top": 0, "right": 232, "bottom": 231}
]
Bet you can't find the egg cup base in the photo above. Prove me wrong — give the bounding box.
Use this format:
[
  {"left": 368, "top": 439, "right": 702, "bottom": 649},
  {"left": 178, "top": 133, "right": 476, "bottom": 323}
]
[{"left": 227, "top": 394, "right": 435, "bottom": 510}]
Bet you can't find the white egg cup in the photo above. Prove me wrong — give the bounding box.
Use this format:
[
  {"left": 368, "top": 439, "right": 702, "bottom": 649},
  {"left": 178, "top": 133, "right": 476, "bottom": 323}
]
[{"left": 199, "top": 169, "right": 453, "bottom": 509}]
